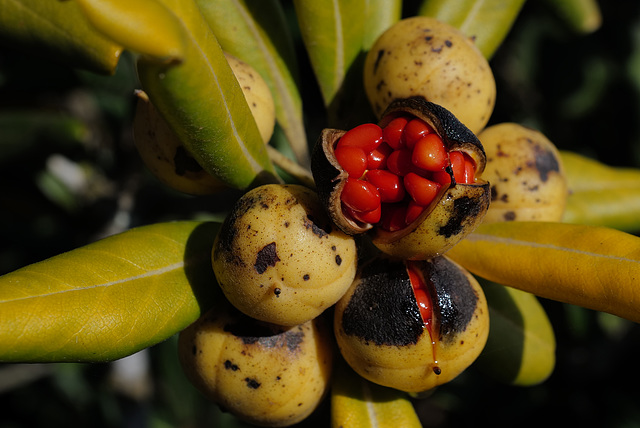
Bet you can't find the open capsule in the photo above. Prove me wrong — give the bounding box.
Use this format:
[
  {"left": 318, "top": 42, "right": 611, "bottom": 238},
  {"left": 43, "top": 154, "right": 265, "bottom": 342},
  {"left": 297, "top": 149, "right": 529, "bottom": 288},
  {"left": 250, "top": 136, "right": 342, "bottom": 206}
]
[
  {"left": 312, "top": 97, "right": 491, "bottom": 260},
  {"left": 333, "top": 256, "right": 489, "bottom": 393}
]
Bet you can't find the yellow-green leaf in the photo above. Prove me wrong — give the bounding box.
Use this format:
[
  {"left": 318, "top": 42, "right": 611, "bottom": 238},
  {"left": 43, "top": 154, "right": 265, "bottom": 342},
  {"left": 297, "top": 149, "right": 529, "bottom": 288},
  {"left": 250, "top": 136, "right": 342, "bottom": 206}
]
[
  {"left": 561, "top": 151, "right": 640, "bottom": 233},
  {"left": 544, "top": 0, "right": 602, "bottom": 34},
  {"left": 331, "top": 361, "right": 422, "bottom": 428},
  {"left": 418, "top": 0, "right": 527, "bottom": 59},
  {"left": 0, "top": 221, "right": 220, "bottom": 363},
  {"left": 447, "top": 221, "right": 640, "bottom": 323},
  {"left": 136, "top": 0, "right": 278, "bottom": 190},
  {"left": 293, "top": 0, "right": 365, "bottom": 107},
  {"left": 476, "top": 281, "right": 555, "bottom": 386},
  {"left": 74, "top": 0, "right": 186, "bottom": 63},
  {"left": 196, "top": 0, "right": 309, "bottom": 166},
  {"left": 0, "top": 0, "right": 122, "bottom": 74},
  {"left": 362, "top": 0, "right": 402, "bottom": 51}
]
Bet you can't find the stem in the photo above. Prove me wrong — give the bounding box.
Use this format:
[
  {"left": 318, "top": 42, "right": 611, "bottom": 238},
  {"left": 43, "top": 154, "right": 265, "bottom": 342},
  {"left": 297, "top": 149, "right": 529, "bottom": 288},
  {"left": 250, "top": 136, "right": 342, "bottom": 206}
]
[{"left": 267, "top": 145, "right": 316, "bottom": 190}]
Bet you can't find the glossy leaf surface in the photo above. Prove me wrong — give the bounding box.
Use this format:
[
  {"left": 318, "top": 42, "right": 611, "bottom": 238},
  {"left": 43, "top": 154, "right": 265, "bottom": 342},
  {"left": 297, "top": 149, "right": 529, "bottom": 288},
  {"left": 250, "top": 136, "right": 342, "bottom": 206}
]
[
  {"left": 0, "top": 0, "right": 122, "bottom": 74},
  {"left": 75, "top": 0, "right": 186, "bottom": 63},
  {"left": 136, "top": 0, "right": 278, "bottom": 190},
  {"left": 562, "top": 151, "right": 640, "bottom": 233},
  {"left": 0, "top": 221, "right": 219, "bottom": 363},
  {"left": 447, "top": 221, "right": 640, "bottom": 323},
  {"left": 477, "top": 281, "right": 556, "bottom": 386},
  {"left": 196, "top": 0, "right": 309, "bottom": 166},
  {"left": 331, "top": 361, "right": 422, "bottom": 428},
  {"left": 419, "top": 0, "right": 527, "bottom": 59}
]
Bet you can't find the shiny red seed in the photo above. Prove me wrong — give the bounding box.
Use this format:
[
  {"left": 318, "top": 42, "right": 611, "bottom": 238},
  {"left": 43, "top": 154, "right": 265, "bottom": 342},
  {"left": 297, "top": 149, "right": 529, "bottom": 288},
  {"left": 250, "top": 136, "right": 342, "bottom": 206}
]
[
  {"left": 412, "top": 134, "right": 448, "bottom": 171},
  {"left": 365, "top": 169, "right": 405, "bottom": 203},
  {"left": 405, "top": 200, "right": 426, "bottom": 224},
  {"left": 341, "top": 178, "right": 381, "bottom": 212},
  {"left": 463, "top": 155, "right": 476, "bottom": 183},
  {"left": 334, "top": 145, "right": 367, "bottom": 178},
  {"left": 450, "top": 151, "right": 466, "bottom": 183},
  {"left": 414, "top": 287, "right": 432, "bottom": 325},
  {"left": 337, "top": 123, "right": 383, "bottom": 153},
  {"left": 346, "top": 204, "right": 382, "bottom": 224},
  {"left": 367, "top": 142, "right": 393, "bottom": 170},
  {"left": 382, "top": 116, "right": 409, "bottom": 149},
  {"left": 432, "top": 169, "right": 452, "bottom": 186},
  {"left": 387, "top": 149, "right": 414, "bottom": 176},
  {"left": 404, "top": 173, "right": 440, "bottom": 206},
  {"left": 402, "top": 118, "right": 434, "bottom": 150}
]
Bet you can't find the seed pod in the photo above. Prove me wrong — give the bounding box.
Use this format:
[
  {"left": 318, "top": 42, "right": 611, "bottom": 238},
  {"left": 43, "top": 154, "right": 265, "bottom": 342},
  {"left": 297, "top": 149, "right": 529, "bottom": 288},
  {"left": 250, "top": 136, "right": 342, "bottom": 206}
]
[
  {"left": 364, "top": 16, "right": 496, "bottom": 135},
  {"left": 478, "top": 123, "right": 568, "bottom": 223},
  {"left": 312, "top": 97, "right": 490, "bottom": 260},
  {"left": 212, "top": 184, "right": 357, "bottom": 326},
  {"left": 178, "top": 300, "right": 333, "bottom": 427},
  {"left": 333, "top": 256, "right": 489, "bottom": 393}
]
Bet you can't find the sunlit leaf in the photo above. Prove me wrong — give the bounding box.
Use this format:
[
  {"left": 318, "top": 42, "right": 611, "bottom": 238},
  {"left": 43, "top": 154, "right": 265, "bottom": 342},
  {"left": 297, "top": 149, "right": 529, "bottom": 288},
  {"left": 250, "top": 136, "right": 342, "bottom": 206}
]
[
  {"left": 561, "top": 151, "right": 640, "bottom": 233},
  {"left": 0, "top": 221, "right": 220, "bottom": 363},
  {"left": 196, "top": 0, "right": 309, "bottom": 166},
  {"left": 136, "top": 0, "right": 278, "bottom": 189},
  {"left": 544, "top": 0, "right": 602, "bottom": 34},
  {"left": 476, "top": 281, "right": 555, "bottom": 386},
  {"left": 0, "top": 0, "right": 122, "bottom": 74},
  {"left": 361, "top": 0, "right": 402, "bottom": 51},
  {"left": 331, "top": 361, "right": 422, "bottom": 428},
  {"left": 74, "top": 0, "right": 186, "bottom": 63},
  {"left": 418, "top": 0, "right": 527, "bottom": 59},
  {"left": 447, "top": 221, "right": 640, "bottom": 323}
]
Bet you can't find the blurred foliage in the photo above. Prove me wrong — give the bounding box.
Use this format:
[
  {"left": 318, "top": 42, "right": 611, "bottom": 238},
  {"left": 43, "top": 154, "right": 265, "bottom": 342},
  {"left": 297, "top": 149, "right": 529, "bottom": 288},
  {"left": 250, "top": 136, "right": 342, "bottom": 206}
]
[{"left": 1, "top": 1, "right": 640, "bottom": 428}]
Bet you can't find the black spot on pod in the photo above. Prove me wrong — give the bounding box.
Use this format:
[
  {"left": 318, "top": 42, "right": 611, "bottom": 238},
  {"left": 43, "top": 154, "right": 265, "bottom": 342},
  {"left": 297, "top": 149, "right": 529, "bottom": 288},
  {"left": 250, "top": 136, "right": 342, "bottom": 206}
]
[
  {"left": 438, "top": 196, "right": 484, "bottom": 238},
  {"left": 224, "top": 317, "right": 305, "bottom": 353},
  {"left": 255, "top": 242, "right": 280, "bottom": 274},
  {"left": 341, "top": 258, "right": 423, "bottom": 346},
  {"left": 224, "top": 360, "right": 239, "bottom": 371},
  {"left": 245, "top": 378, "right": 261, "bottom": 389},
  {"left": 416, "top": 257, "right": 478, "bottom": 342},
  {"left": 533, "top": 144, "right": 560, "bottom": 182}
]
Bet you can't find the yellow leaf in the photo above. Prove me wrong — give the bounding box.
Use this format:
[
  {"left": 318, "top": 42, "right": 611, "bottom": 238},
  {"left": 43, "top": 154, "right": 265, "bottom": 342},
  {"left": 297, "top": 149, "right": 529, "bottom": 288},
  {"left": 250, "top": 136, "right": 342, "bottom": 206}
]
[
  {"left": 0, "top": 221, "right": 219, "bottom": 363},
  {"left": 447, "top": 221, "right": 640, "bottom": 323}
]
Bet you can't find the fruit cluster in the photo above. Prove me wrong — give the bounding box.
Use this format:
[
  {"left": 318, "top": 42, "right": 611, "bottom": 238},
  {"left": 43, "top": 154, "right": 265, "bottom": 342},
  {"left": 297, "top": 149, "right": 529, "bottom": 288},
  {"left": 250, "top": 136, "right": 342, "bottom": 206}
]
[{"left": 132, "top": 15, "right": 569, "bottom": 428}]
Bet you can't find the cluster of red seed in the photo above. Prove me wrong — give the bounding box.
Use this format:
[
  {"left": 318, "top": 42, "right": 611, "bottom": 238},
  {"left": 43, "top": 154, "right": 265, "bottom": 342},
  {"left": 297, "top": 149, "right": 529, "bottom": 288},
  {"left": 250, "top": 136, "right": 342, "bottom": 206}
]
[{"left": 334, "top": 116, "right": 477, "bottom": 231}]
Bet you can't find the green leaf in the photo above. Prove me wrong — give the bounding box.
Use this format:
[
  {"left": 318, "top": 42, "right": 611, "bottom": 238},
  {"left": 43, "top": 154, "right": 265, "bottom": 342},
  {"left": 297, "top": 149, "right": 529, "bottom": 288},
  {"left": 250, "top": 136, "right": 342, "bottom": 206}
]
[
  {"left": 476, "top": 281, "right": 555, "bottom": 386},
  {"left": 331, "top": 361, "right": 422, "bottom": 428},
  {"left": 0, "top": 0, "right": 122, "bottom": 74},
  {"left": 136, "top": 0, "right": 279, "bottom": 189},
  {"left": 418, "top": 0, "right": 527, "bottom": 59},
  {"left": 74, "top": 0, "right": 187, "bottom": 63},
  {"left": 544, "top": 0, "right": 602, "bottom": 34},
  {"left": 196, "top": 0, "right": 309, "bottom": 167},
  {"left": 361, "top": 0, "right": 402, "bottom": 51},
  {"left": 293, "top": 0, "right": 366, "bottom": 107},
  {"left": 561, "top": 151, "right": 640, "bottom": 233},
  {"left": 0, "top": 221, "right": 220, "bottom": 363},
  {"left": 447, "top": 221, "right": 640, "bottom": 323}
]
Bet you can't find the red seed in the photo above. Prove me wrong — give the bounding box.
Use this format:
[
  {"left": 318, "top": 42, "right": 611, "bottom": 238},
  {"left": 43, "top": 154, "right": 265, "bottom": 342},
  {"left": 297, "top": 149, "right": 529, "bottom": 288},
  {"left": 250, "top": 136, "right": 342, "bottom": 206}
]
[
  {"left": 407, "top": 264, "right": 433, "bottom": 326},
  {"left": 365, "top": 169, "right": 405, "bottom": 203},
  {"left": 450, "top": 151, "right": 466, "bottom": 183},
  {"left": 382, "top": 116, "right": 409, "bottom": 149},
  {"left": 380, "top": 203, "right": 407, "bottom": 232},
  {"left": 367, "top": 142, "right": 393, "bottom": 170},
  {"left": 463, "top": 155, "right": 476, "bottom": 183},
  {"left": 337, "top": 123, "right": 383, "bottom": 153},
  {"left": 404, "top": 173, "right": 440, "bottom": 206},
  {"left": 402, "top": 118, "right": 434, "bottom": 150},
  {"left": 412, "top": 134, "right": 448, "bottom": 171},
  {"left": 334, "top": 145, "right": 367, "bottom": 178},
  {"left": 341, "top": 178, "right": 381, "bottom": 212},
  {"left": 387, "top": 149, "right": 414, "bottom": 176},
  {"left": 346, "top": 204, "right": 382, "bottom": 224},
  {"left": 432, "top": 169, "right": 452, "bottom": 186},
  {"left": 405, "top": 200, "right": 426, "bottom": 225}
]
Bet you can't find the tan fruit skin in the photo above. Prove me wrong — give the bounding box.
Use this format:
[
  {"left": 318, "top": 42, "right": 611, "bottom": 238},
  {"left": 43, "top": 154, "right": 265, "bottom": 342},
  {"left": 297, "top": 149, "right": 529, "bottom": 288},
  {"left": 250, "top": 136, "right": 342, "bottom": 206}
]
[
  {"left": 364, "top": 16, "right": 496, "bottom": 135},
  {"left": 334, "top": 258, "right": 489, "bottom": 393},
  {"left": 225, "top": 53, "right": 276, "bottom": 144},
  {"left": 212, "top": 184, "right": 357, "bottom": 326},
  {"left": 478, "top": 123, "right": 569, "bottom": 223},
  {"left": 178, "top": 303, "right": 333, "bottom": 427}
]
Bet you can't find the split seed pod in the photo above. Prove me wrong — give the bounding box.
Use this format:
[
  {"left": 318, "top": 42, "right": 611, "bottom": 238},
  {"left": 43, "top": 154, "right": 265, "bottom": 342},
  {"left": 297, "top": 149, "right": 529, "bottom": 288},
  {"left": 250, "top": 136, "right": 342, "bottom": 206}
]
[
  {"left": 179, "top": 301, "right": 333, "bottom": 427},
  {"left": 212, "top": 184, "right": 357, "bottom": 326},
  {"left": 334, "top": 256, "right": 489, "bottom": 393},
  {"left": 312, "top": 97, "right": 490, "bottom": 260}
]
